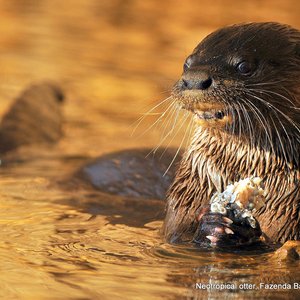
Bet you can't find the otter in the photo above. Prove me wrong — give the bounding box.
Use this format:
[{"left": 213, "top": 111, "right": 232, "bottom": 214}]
[
  {"left": 0, "top": 23, "right": 299, "bottom": 250},
  {"left": 0, "top": 82, "right": 64, "bottom": 155},
  {"left": 163, "top": 22, "right": 300, "bottom": 247}
]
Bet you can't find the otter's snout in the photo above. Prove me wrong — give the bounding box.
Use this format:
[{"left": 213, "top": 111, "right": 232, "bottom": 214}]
[{"left": 181, "top": 72, "right": 212, "bottom": 90}]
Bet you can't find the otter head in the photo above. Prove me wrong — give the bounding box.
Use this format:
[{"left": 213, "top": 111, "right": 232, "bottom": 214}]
[{"left": 172, "top": 22, "right": 300, "bottom": 147}]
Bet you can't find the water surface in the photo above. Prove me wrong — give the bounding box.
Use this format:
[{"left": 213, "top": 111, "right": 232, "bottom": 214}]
[{"left": 0, "top": 1, "right": 300, "bottom": 299}]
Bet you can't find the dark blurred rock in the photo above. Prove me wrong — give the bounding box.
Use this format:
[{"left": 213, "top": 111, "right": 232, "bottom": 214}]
[{"left": 78, "top": 148, "right": 181, "bottom": 200}]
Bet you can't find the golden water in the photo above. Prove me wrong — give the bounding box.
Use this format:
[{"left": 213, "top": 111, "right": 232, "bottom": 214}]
[{"left": 0, "top": 1, "right": 300, "bottom": 299}]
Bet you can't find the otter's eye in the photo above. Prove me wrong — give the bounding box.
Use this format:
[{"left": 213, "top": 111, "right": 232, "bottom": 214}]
[{"left": 236, "top": 61, "right": 253, "bottom": 75}]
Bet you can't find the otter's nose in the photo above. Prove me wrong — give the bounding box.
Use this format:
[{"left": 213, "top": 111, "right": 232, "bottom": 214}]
[{"left": 181, "top": 77, "right": 212, "bottom": 90}]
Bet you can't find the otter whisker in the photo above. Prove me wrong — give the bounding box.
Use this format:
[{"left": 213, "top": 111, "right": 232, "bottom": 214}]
[
  {"left": 244, "top": 91, "right": 300, "bottom": 166},
  {"left": 163, "top": 112, "right": 193, "bottom": 176},
  {"left": 247, "top": 88, "right": 296, "bottom": 107},
  {"left": 159, "top": 101, "right": 181, "bottom": 143},
  {"left": 269, "top": 115, "right": 290, "bottom": 165},
  {"left": 134, "top": 99, "right": 177, "bottom": 138},
  {"left": 240, "top": 96, "right": 275, "bottom": 153},
  {"left": 238, "top": 100, "right": 255, "bottom": 148},
  {"left": 230, "top": 104, "right": 238, "bottom": 135},
  {"left": 246, "top": 92, "right": 300, "bottom": 138},
  {"left": 262, "top": 98, "right": 295, "bottom": 160},
  {"left": 246, "top": 79, "right": 294, "bottom": 87},
  {"left": 232, "top": 102, "right": 243, "bottom": 141},
  {"left": 147, "top": 107, "right": 187, "bottom": 157},
  {"left": 160, "top": 108, "right": 194, "bottom": 160},
  {"left": 132, "top": 95, "right": 172, "bottom": 125},
  {"left": 225, "top": 102, "right": 235, "bottom": 136},
  {"left": 185, "top": 116, "right": 196, "bottom": 148},
  {"left": 131, "top": 95, "right": 173, "bottom": 136},
  {"left": 277, "top": 117, "right": 293, "bottom": 162},
  {"left": 156, "top": 103, "right": 182, "bottom": 150}
]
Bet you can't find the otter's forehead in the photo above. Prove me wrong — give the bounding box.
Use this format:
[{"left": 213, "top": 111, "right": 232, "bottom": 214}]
[{"left": 191, "top": 22, "right": 299, "bottom": 65}]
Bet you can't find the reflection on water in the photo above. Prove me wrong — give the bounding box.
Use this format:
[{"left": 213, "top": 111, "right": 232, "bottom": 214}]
[{"left": 0, "top": 0, "right": 300, "bottom": 299}]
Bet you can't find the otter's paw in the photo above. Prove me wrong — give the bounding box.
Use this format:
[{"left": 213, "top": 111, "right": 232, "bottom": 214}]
[{"left": 193, "top": 208, "right": 262, "bottom": 248}]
